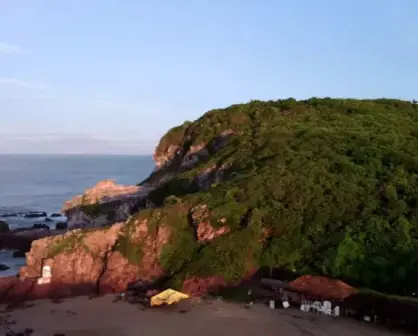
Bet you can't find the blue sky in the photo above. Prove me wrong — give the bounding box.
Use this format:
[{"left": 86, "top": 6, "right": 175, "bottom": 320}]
[{"left": 0, "top": 0, "right": 417, "bottom": 154}]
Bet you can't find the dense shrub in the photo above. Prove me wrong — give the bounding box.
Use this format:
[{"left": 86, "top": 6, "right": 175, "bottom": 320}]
[{"left": 142, "top": 98, "right": 418, "bottom": 295}]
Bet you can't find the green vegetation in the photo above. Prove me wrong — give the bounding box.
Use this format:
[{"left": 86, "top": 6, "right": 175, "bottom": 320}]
[
  {"left": 81, "top": 203, "right": 104, "bottom": 218},
  {"left": 114, "top": 214, "right": 144, "bottom": 265},
  {"left": 145, "top": 98, "right": 418, "bottom": 295},
  {"left": 48, "top": 231, "right": 90, "bottom": 257}
]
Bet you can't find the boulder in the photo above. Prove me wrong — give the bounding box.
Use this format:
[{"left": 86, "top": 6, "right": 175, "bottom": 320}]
[
  {"left": 55, "top": 222, "right": 68, "bottom": 230},
  {"left": 12, "top": 250, "right": 26, "bottom": 258},
  {"left": 0, "top": 228, "right": 59, "bottom": 251},
  {"left": 24, "top": 212, "right": 47, "bottom": 219},
  {"left": 45, "top": 217, "right": 53, "bottom": 222},
  {"left": 0, "top": 213, "right": 18, "bottom": 218},
  {"left": 0, "top": 264, "right": 10, "bottom": 271},
  {"left": 0, "top": 220, "right": 10, "bottom": 233},
  {"left": 50, "top": 213, "right": 61, "bottom": 218}
]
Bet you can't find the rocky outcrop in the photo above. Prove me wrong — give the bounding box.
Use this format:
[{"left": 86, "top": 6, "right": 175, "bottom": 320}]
[
  {"left": 194, "top": 162, "right": 232, "bottom": 190},
  {"left": 62, "top": 180, "right": 144, "bottom": 211},
  {"left": 154, "top": 144, "right": 181, "bottom": 170},
  {"left": 153, "top": 129, "right": 234, "bottom": 173},
  {"left": 64, "top": 199, "right": 133, "bottom": 229},
  {"left": 10, "top": 216, "right": 172, "bottom": 302},
  {"left": 20, "top": 224, "right": 124, "bottom": 281},
  {"left": 190, "top": 205, "right": 230, "bottom": 242},
  {"left": 62, "top": 180, "right": 149, "bottom": 229},
  {"left": 24, "top": 212, "right": 47, "bottom": 219}
]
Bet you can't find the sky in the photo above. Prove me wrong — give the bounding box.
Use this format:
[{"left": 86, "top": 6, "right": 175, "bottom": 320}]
[{"left": 0, "top": 0, "right": 417, "bottom": 154}]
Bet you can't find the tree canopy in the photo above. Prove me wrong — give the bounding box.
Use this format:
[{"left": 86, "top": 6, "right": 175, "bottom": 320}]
[{"left": 144, "top": 98, "right": 418, "bottom": 295}]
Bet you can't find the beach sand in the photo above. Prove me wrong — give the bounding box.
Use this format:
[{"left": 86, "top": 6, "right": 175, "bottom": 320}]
[{"left": 0, "top": 295, "right": 405, "bottom": 336}]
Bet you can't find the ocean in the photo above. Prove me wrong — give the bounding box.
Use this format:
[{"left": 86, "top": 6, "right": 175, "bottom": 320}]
[{"left": 0, "top": 154, "right": 155, "bottom": 276}]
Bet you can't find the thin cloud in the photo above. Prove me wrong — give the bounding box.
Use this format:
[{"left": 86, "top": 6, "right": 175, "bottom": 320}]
[
  {"left": 0, "top": 77, "right": 50, "bottom": 101},
  {"left": 0, "top": 42, "right": 25, "bottom": 55},
  {"left": 0, "top": 132, "right": 156, "bottom": 154},
  {"left": 0, "top": 78, "right": 45, "bottom": 90},
  {"left": 3, "top": 94, "right": 55, "bottom": 100}
]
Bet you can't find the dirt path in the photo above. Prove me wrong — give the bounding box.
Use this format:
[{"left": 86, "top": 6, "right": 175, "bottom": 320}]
[{"left": 0, "top": 295, "right": 406, "bottom": 336}]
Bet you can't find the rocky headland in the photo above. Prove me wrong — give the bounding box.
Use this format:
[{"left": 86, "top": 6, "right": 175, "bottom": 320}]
[{"left": 2, "top": 98, "right": 418, "bottom": 332}]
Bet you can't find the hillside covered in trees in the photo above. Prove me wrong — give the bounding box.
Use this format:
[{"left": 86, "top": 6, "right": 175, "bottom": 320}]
[
  {"left": 141, "top": 98, "right": 418, "bottom": 295},
  {"left": 18, "top": 98, "right": 418, "bottom": 302}
]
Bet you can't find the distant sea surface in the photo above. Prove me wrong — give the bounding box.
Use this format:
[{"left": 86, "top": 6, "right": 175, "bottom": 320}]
[
  {"left": 0, "top": 154, "right": 155, "bottom": 276},
  {"left": 0, "top": 154, "right": 154, "bottom": 218}
]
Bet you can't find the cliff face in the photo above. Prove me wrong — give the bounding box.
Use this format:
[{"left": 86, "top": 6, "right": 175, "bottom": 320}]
[
  {"left": 11, "top": 98, "right": 418, "bottom": 301},
  {"left": 13, "top": 203, "right": 234, "bottom": 300}
]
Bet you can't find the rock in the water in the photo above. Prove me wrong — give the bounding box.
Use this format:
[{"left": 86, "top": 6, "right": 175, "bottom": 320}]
[
  {"left": 45, "top": 217, "right": 53, "bottom": 222},
  {"left": 0, "top": 213, "right": 18, "bottom": 218},
  {"left": 12, "top": 250, "right": 26, "bottom": 258},
  {"left": 50, "top": 213, "right": 61, "bottom": 218},
  {"left": 24, "top": 212, "right": 47, "bottom": 219},
  {"left": 0, "top": 264, "right": 10, "bottom": 271},
  {"left": 25, "top": 212, "right": 47, "bottom": 218},
  {"left": 55, "top": 222, "right": 68, "bottom": 230},
  {"left": 0, "top": 220, "right": 10, "bottom": 233},
  {"left": 32, "top": 223, "right": 50, "bottom": 230},
  {"left": 0, "top": 228, "right": 60, "bottom": 252}
]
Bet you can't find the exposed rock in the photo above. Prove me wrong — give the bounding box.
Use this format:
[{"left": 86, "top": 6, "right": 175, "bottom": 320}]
[
  {"left": 62, "top": 180, "right": 148, "bottom": 229},
  {"left": 182, "top": 276, "right": 228, "bottom": 297},
  {"left": 50, "top": 213, "right": 61, "bottom": 218},
  {"left": 0, "top": 264, "right": 10, "bottom": 271},
  {"left": 0, "top": 220, "right": 10, "bottom": 233},
  {"left": 24, "top": 212, "right": 47, "bottom": 219},
  {"left": 18, "top": 218, "right": 172, "bottom": 300},
  {"left": 194, "top": 162, "right": 231, "bottom": 190},
  {"left": 0, "top": 229, "right": 61, "bottom": 252},
  {"left": 154, "top": 144, "right": 181, "bottom": 170},
  {"left": 197, "top": 222, "right": 229, "bottom": 243},
  {"left": 0, "top": 213, "right": 18, "bottom": 218},
  {"left": 55, "top": 222, "right": 68, "bottom": 230},
  {"left": 98, "top": 251, "right": 142, "bottom": 293},
  {"left": 153, "top": 127, "right": 233, "bottom": 172},
  {"left": 62, "top": 180, "right": 144, "bottom": 212},
  {"left": 190, "top": 205, "right": 230, "bottom": 242},
  {"left": 44, "top": 217, "right": 53, "bottom": 222},
  {"left": 20, "top": 224, "right": 123, "bottom": 280},
  {"left": 181, "top": 143, "right": 210, "bottom": 169},
  {"left": 100, "top": 218, "right": 171, "bottom": 292}
]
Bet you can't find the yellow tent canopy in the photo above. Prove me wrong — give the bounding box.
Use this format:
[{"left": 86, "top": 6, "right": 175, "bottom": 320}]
[{"left": 150, "top": 289, "right": 189, "bottom": 307}]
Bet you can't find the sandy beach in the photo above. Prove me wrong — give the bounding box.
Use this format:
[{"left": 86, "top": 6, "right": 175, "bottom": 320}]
[{"left": 0, "top": 295, "right": 405, "bottom": 336}]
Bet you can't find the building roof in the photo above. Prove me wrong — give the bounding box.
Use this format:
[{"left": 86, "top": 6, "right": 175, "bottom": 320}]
[{"left": 290, "top": 275, "right": 356, "bottom": 300}]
